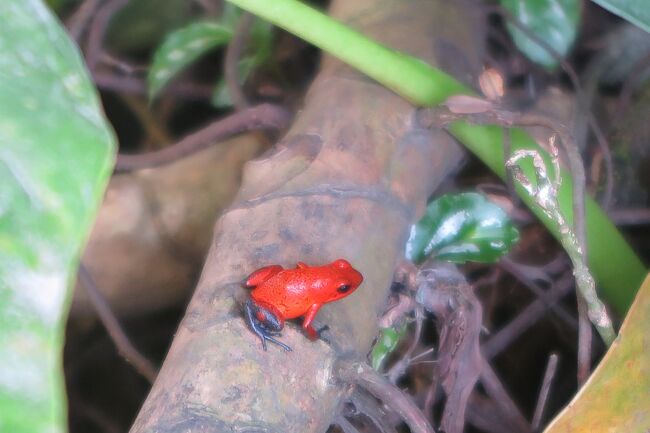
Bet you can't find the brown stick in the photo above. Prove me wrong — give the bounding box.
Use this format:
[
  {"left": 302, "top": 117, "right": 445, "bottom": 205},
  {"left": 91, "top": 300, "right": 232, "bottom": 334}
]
[
  {"left": 224, "top": 12, "right": 255, "bottom": 110},
  {"left": 531, "top": 353, "right": 559, "bottom": 430},
  {"left": 114, "top": 103, "right": 292, "bottom": 171},
  {"left": 78, "top": 264, "right": 158, "bottom": 383},
  {"left": 481, "top": 273, "right": 574, "bottom": 360},
  {"left": 480, "top": 360, "right": 532, "bottom": 433},
  {"left": 85, "top": 0, "right": 131, "bottom": 72},
  {"left": 66, "top": 0, "right": 103, "bottom": 41},
  {"left": 93, "top": 72, "right": 213, "bottom": 99},
  {"left": 338, "top": 361, "right": 435, "bottom": 433}
]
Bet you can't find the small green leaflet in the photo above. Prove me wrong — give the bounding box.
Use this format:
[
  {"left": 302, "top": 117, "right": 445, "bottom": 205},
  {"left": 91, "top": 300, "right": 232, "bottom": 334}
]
[
  {"left": 500, "top": 0, "right": 580, "bottom": 69},
  {"left": 148, "top": 21, "right": 232, "bottom": 99},
  {"left": 371, "top": 325, "right": 407, "bottom": 371},
  {"left": 406, "top": 192, "right": 519, "bottom": 264}
]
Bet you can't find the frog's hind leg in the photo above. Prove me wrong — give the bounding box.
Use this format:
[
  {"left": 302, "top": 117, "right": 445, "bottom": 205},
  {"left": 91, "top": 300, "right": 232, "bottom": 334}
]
[{"left": 245, "top": 299, "right": 292, "bottom": 352}]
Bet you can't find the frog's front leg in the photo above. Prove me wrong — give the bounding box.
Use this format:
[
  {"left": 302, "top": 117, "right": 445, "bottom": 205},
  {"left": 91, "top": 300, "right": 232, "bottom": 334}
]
[
  {"left": 302, "top": 304, "right": 330, "bottom": 343},
  {"left": 245, "top": 298, "right": 292, "bottom": 352}
]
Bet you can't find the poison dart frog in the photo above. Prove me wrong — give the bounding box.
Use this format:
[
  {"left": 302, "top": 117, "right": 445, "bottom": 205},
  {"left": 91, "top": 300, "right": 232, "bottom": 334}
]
[{"left": 244, "top": 259, "right": 363, "bottom": 351}]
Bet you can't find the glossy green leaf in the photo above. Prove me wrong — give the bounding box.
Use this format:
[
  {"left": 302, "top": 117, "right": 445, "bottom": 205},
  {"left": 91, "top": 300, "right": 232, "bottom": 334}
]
[
  {"left": 148, "top": 21, "right": 232, "bottom": 100},
  {"left": 591, "top": 0, "right": 650, "bottom": 33},
  {"left": 500, "top": 0, "right": 580, "bottom": 69},
  {"left": 544, "top": 273, "right": 650, "bottom": 433},
  {"left": 406, "top": 192, "right": 519, "bottom": 264},
  {"left": 0, "top": 1, "right": 116, "bottom": 432},
  {"left": 371, "top": 325, "right": 407, "bottom": 371}
]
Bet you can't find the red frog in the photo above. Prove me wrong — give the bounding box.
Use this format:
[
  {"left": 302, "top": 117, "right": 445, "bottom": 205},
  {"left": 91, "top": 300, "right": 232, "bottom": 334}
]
[{"left": 244, "top": 259, "right": 363, "bottom": 351}]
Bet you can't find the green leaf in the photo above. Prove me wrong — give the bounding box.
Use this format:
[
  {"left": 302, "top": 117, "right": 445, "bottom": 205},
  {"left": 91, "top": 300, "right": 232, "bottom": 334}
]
[
  {"left": 406, "top": 192, "right": 519, "bottom": 264},
  {"left": 591, "top": 0, "right": 650, "bottom": 33},
  {"left": 500, "top": 0, "right": 580, "bottom": 69},
  {"left": 0, "top": 1, "right": 116, "bottom": 432},
  {"left": 544, "top": 273, "right": 650, "bottom": 433},
  {"left": 148, "top": 21, "right": 232, "bottom": 100},
  {"left": 371, "top": 325, "right": 407, "bottom": 371}
]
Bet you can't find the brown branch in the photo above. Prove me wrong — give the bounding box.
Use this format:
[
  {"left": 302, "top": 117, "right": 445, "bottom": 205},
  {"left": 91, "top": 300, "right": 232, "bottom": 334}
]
[
  {"left": 78, "top": 264, "right": 158, "bottom": 383},
  {"left": 531, "top": 353, "right": 558, "bottom": 430},
  {"left": 224, "top": 11, "right": 255, "bottom": 110},
  {"left": 480, "top": 360, "right": 532, "bottom": 433},
  {"left": 65, "top": 0, "right": 103, "bottom": 41},
  {"left": 114, "top": 103, "right": 292, "bottom": 171},
  {"left": 85, "top": 0, "right": 131, "bottom": 72},
  {"left": 93, "top": 71, "right": 213, "bottom": 100},
  {"left": 608, "top": 207, "right": 650, "bottom": 225},
  {"left": 482, "top": 273, "right": 575, "bottom": 360},
  {"left": 576, "top": 296, "right": 592, "bottom": 385},
  {"left": 338, "top": 361, "right": 435, "bottom": 433},
  {"left": 499, "top": 258, "right": 576, "bottom": 327},
  {"left": 350, "top": 389, "right": 399, "bottom": 433},
  {"left": 334, "top": 415, "right": 362, "bottom": 433}
]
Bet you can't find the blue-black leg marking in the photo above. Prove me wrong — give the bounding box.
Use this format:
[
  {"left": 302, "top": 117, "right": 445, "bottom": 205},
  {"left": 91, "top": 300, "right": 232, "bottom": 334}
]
[{"left": 245, "top": 299, "right": 292, "bottom": 352}]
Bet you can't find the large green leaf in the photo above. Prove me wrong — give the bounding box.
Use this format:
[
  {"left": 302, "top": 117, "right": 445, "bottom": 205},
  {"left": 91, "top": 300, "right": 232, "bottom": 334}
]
[
  {"left": 544, "top": 273, "right": 650, "bottom": 433},
  {"left": 406, "top": 193, "right": 519, "bottom": 264},
  {"left": 148, "top": 21, "right": 232, "bottom": 100},
  {"left": 500, "top": 0, "right": 581, "bottom": 69},
  {"left": 591, "top": 0, "right": 650, "bottom": 33},
  {"left": 0, "top": 1, "right": 116, "bottom": 432}
]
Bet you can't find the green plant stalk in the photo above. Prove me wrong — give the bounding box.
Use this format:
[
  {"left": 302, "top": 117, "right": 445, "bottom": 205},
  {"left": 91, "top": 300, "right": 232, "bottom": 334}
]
[{"left": 226, "top": 0, "right": 646, "bottom": 314}]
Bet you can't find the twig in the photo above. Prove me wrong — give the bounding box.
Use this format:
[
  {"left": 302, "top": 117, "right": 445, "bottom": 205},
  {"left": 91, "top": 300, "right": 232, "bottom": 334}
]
[
  {"left": 608, "top": 207, "right": 650, "bottom": 225},
  {"left": 506, "top": 144, "right": 615, "bottom": 345},
  {"left": 114, "top": 103, "right": 292, "bottom": 171},
  {"left": 481, "top": 273, "right": 574, "bottom": 360},
  {"left": 225, "top": 12, "right": 255, "bottom": 110},
  {"left": 334, "top": 415, "right": 361, "bottom": 433},
  {"left": 531, "top": 353, "right": 558, "bottom": 431},
  {"left": 499, "top": 258, "right": 576, "bottom": 327},
  {"left": 466, "top": 394, "right": 520, "bottom": 433},
  {"left": 85, "top": 0, "right": 131, "bottom": 72},
  {"left": 350, "top": 389, "right": 398, "bottom": 433},
  {"left": 78, "top": 264, "right": 158, "bottom": 383},
  {"left": 337, "top": 361, "right": 435, "bottom": 433},
  {"left": 480, "top": 360, "right": 532, "bottom": 433},
  {"left": 503, "top": 127, "right": 517, "bottom": 200},
  {"left": 120, "top": 94, "right": 173, "bottom": 147},
  {"left": 618, "top": 52, "right": 650, "bottom": 117},
  {"left": 65, "top": 0, "right": 103, "bottom": 41},
  {"left": 576, "top": 295, "right": 592, "bottom": 386},
  {"left": 93, "top": 71, "right": 213, "bottom": 100}
]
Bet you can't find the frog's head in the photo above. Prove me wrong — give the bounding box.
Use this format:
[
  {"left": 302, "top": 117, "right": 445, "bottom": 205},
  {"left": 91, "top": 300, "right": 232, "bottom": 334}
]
[{"left": 326, "top": 259, "right": 364, "bottom": 301}]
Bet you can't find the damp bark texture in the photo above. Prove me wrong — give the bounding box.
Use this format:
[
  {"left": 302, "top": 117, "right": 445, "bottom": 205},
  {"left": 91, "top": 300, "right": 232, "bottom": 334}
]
[{"left": 130, "top": 1, "right": 483, "bottom": 432}]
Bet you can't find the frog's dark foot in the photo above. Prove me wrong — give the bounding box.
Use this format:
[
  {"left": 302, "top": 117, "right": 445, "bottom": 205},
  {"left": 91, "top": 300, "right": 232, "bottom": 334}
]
[
  {"left": 245, "top": 299, "right": 292, "bottom": 352},
  {"left": 317, "top": 325, "right": 331, "bottom": 344}
]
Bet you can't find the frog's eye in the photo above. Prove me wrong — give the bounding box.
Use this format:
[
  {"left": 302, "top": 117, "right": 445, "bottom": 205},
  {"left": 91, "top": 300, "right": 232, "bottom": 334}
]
[{"left": 337, "top": 284, "right": 351, "bottom": 294}]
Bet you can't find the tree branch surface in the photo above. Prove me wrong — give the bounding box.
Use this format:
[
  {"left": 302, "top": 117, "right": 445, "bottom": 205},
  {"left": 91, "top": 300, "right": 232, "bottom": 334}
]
[{"left": 130, "top": 1, "right": 482, "bottom": 432}]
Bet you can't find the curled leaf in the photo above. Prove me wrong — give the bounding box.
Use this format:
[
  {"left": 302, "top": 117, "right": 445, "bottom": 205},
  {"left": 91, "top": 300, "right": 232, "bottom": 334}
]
[{"left": 406, "top": 192, "right": 519, "bottom": 264}]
